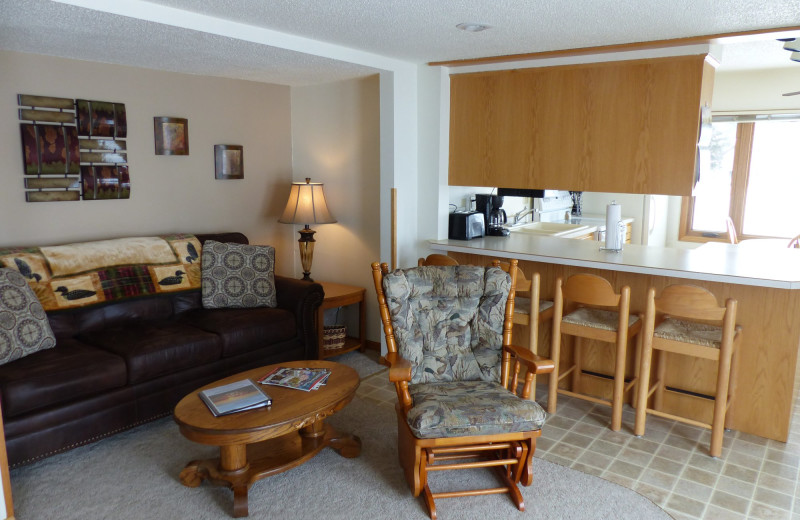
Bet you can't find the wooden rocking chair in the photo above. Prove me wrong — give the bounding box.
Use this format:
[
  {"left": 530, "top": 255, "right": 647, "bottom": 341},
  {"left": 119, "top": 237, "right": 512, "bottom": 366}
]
[{"left": 370, "top": 259, "right": 554, "bottom": 519}]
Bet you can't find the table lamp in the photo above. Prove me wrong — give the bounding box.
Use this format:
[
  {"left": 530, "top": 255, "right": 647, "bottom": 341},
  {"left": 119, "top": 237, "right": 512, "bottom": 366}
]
[{"left": 279, "top": 178, "right": 336, "bottom": 281}]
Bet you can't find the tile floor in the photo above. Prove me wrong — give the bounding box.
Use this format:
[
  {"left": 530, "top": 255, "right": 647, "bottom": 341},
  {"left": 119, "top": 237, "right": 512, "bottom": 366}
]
[{"left": 356, "top": 366, "right": 800, "bottom": 520}]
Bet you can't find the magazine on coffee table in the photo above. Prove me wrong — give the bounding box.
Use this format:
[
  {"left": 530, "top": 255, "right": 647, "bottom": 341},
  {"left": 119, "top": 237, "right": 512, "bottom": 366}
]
[
  {"left": 257, "top": 367, "right": 331, "bottom": 391},
  {"left": 198, "top": 379, "right": 272, "bottom": 417}
]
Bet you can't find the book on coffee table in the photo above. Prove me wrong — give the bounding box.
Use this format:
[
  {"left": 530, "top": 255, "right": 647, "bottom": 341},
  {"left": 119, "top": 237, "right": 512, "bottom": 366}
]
[
  {"left": 198, "top": 379, "right": 272, "bottom": 417},
  {"left": 257, "top": 367, "right": 331, "bottom": 391}
]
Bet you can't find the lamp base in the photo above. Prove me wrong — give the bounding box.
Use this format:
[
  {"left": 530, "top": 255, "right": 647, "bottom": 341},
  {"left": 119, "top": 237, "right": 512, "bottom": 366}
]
[{"left": 298, "top": 227, "right": 316, "bottom": 282}]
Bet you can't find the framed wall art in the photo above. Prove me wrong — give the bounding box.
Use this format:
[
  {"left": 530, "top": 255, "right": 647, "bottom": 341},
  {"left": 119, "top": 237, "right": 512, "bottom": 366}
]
[
  {"left": 153, "top": 117, "right": 189, "bottom": 155},
  {"left": 214, "top": 144, "right": 243, "bottom": 179},
  {"left": 17, "top": 93, "right": 130, "bottom": 202}
]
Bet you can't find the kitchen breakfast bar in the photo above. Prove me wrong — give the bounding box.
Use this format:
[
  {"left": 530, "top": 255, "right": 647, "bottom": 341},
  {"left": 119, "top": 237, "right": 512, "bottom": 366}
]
[{"left": 430, "top": 234, "right": 800, "bottom": 442}]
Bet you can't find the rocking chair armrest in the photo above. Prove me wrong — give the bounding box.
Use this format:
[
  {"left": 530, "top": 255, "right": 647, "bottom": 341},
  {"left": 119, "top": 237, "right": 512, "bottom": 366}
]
[
  {"left": 381, "top": 352, "right": 413, "bottom": 382},
  {"left": 504, "top": 344, "right": 555, "bottom": 375}
]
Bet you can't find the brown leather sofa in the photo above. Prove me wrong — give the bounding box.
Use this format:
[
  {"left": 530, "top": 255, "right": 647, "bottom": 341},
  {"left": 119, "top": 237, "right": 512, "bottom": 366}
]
[{"left": 0, "top": 232, "right": 323, "bottom": 467}]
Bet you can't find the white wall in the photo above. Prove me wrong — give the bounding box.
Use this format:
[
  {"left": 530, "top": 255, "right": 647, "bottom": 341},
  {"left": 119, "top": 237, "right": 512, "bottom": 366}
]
[
  {"left": 290, "top": 76, "right": 381, "bottom": 342},
  {"left": 713, "top": 67, "right": 800, "bottom": 113},
  {"left": 0, "top": 50, "right": 297, "bottom": 274},
  {"left": 417, "top": 66, "right": 446, "bottom": 243}
]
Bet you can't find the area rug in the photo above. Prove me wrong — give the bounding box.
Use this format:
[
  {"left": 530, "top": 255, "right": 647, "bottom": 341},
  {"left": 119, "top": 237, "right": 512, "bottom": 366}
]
[
  {"left": 10, "top": 394, "right": 670, "bottom": 520},
  {"left": 326, "top": 349, "right": 385, "bottom": 379}
]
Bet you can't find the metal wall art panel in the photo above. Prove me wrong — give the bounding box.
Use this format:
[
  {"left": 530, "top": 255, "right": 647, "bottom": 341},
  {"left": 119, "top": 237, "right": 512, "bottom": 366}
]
[
  {"left": 114, "top": 104, "right": 127, "bottom": 138},
  {"left": 20, "top": 124, "right": 81, "bottom": 175},
  {"left": 154, "top": 117, "right": 189, "bottom": 155},
  {"left": 25, "top": 191, "right": 81, "bottom": 202},
  {"left": 80, "top": 139, "right": 126, "bottom": 151},
  {"left": 18, "top": 109, "right": 76, "bottom": 124},
  {"left": 18, "top": 93, "right": 130, "bottom": 202},
  {"left": 24, "top": 177, "right": 81, "bottom": 190},
  {"left": 17, "top": 94, "right": 74, "bottom": 110},
  {"left": 214, "top": 144, "right": 244, "bottom": 179},
  {"left": 90, "top": 101, "right": 115, "bottom": 137},
  {"left": 81, "top": 165, "right": 130, "bottom": 200},
  {"left": 80, "top": 152, "right": 127, "bottom": 164},
  {"left": 118, "top": 165, "right": 131, "bottom": 199}
]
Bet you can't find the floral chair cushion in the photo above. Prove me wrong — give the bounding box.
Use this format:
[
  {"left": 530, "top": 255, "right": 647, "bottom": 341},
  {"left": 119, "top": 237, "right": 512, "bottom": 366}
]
[
  {"left": 382, "top": 265, "right": 510, "bottom": 384},
  {"left": 407, "top": 380, "right": 547, "bottom": 438}
]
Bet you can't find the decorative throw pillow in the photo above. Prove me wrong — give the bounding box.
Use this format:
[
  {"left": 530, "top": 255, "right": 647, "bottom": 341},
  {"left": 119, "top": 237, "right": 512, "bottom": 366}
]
[
  {"left": 201, "top": 241, "right": 277, "bottom": 309},
  {"left": 0, "top": 267, "right": 56, "bottom": 365}
]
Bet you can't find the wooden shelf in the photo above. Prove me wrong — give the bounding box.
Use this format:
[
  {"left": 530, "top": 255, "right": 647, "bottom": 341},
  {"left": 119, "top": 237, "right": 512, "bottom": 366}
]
[
  {"left": 317, "top": 282, "right": 366, "bottom": 360},
  {"left": 321, "top": 336, "right": 362, "bottom": 359}
]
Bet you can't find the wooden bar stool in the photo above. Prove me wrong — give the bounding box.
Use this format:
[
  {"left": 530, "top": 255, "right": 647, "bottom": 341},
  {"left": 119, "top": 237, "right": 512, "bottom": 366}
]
[
  {"left": 634, "top": 285, "right": 741, "bottom": 457},
  {"left": 418, "top": 254, "right": 459, "bottom": 266},
  {"left": 497, "top": 262, "right": 554, "bottom": 401},
  {"left": 548, "top": 274, "right": 642, "bottom": 431}
]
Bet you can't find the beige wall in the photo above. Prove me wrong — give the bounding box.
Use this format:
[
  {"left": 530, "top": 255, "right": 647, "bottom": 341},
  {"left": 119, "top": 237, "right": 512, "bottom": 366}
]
[
  {"left": 291, "top": 76, "right": 381, "bottom": 342},
  {"left": 0, "top": 50, "right": 296, "bottom": 275}
]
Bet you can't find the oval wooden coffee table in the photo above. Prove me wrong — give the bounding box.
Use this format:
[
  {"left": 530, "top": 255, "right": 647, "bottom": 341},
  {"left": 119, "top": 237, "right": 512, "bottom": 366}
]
[{"left": 174, "top": 360, "right": 361, "bottom": 517}]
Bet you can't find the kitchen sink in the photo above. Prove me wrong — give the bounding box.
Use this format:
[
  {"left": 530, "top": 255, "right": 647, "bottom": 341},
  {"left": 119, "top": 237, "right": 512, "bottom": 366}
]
[{"left": 506, "top": 222, "right": 591, "bottom": 237}]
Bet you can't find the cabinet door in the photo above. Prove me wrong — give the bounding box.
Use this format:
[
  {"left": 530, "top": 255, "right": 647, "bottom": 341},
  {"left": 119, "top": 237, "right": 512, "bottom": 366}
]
[{"left": 449, "top": 55, "right": 715, "bottom": 196}]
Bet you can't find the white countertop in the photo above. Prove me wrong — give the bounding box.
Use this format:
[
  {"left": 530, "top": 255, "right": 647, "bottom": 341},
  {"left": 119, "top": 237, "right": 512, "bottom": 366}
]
[{"left": 430, "top": 235, "right": 800, "bottom": 289}]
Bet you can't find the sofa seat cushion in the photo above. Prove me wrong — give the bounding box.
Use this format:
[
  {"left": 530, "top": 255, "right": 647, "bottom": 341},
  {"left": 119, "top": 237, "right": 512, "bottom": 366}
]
[
  {"left": 0, "top": 338, "right": 127, "bottom": 418},
  {"left": 178, "top": 307, "right": 296, "bottom": 357},
  {"left": 78, "top": 321, "right": 222, "bottom": 384}
]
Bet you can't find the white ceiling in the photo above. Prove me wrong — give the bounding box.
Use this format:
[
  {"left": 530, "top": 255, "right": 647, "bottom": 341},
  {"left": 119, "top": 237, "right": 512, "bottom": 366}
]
[{"left": 1, "top": 0, "right": 799, "bottom": 85}]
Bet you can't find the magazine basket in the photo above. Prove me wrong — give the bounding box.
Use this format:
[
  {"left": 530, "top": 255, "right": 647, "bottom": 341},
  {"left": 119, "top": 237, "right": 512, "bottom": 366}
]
[{"left": 323, "top": 325, "right": 347, "bottom": 351}]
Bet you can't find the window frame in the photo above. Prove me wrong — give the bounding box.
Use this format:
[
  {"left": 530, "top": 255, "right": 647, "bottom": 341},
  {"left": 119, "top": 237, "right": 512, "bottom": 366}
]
[{"left": 680, "top": 120, "right": 777, "bottom": 242}]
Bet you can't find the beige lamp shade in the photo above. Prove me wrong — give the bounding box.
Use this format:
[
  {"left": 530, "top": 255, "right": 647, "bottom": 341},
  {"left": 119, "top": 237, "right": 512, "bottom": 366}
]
[
  {"left": 279, "top": 178, "right": 336, "bottom": 281},
  {"left": 279, "top": 178, "right": 336, "bottom": 225}
]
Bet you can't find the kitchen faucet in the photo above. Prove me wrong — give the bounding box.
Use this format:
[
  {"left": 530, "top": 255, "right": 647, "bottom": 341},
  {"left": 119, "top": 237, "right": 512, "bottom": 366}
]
[{"left": 513, "top": 207, "right": 538, "bottom": 224}]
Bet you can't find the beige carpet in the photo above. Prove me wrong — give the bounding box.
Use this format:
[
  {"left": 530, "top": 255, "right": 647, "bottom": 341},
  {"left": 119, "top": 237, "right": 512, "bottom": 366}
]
[{"left": 10, "top": 390, "right": 670, "bottom": 520}]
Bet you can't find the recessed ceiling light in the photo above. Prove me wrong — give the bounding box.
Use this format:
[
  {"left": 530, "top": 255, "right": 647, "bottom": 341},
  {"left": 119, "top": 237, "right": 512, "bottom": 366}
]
[{"left": 456, "top": 22, "right": 491, "bottom": 33}]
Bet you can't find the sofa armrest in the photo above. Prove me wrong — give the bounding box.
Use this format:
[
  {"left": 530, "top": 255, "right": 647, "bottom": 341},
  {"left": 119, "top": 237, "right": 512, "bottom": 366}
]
[{"left": 275, "top": 276, "right": 324, "bottom": 359}]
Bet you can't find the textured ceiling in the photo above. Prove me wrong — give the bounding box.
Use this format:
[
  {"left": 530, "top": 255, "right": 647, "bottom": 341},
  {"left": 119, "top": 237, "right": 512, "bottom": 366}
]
[
  {"left": 150, "top": 0, "right": 800, "bottom": 63},
  {"left": 1, "top": 0, "right": 799, "bottom": 86},
  {"left": 0, "top": 0, "right": 380, "bottom": 85}
]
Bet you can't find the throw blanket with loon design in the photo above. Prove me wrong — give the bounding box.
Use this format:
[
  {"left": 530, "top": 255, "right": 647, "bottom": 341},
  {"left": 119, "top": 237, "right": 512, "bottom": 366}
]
[{"left": 0, "top": 234, "right": 202, "bottom": 311}]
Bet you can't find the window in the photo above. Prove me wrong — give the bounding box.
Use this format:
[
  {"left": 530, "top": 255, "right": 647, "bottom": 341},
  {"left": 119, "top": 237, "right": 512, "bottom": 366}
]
[{"left": 681, "top": 116, "right": 800, "bottom": 242}]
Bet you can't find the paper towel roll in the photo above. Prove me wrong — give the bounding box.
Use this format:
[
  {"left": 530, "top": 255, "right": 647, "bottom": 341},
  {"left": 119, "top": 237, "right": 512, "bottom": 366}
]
[{"left": 605, "top": 202, "right": 622, "bottom": 250}]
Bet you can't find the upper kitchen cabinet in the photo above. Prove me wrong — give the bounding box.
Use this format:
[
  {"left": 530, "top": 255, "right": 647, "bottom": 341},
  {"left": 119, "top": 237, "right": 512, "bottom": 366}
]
[{"left": 448, "top": 55, "right": 715, "bottom": 195}]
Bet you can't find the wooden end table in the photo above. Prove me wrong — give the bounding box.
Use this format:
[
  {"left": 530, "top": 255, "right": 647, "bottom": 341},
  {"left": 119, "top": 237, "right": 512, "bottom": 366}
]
[
  {"left": 174, "top": 360, "right": 361, "bottom": 517},
  {"left": 318, "top": 281, "right": 366, "bottom": 359}
]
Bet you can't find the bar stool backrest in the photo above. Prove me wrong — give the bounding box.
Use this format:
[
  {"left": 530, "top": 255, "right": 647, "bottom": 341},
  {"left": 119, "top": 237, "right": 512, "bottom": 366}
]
[
  {"left": 653, "top": 285, "right": 727, "bottom": 322},
  {"left": 496, "top": 262, "right": 532, "bottom": 294},
  {"left": 562, "top": 273, "right": 620, "bottom": 308},
  {"left": 417, "top": 254, "right": 459, "bottom": 266}
]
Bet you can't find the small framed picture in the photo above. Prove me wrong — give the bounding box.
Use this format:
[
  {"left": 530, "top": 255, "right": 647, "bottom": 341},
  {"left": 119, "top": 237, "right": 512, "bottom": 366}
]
[
  {"left": 154, "top": 117, "right": 189, "bottom": 155},
  {"left": 214, "top": 144, "right": 244, "bottom": 179}
]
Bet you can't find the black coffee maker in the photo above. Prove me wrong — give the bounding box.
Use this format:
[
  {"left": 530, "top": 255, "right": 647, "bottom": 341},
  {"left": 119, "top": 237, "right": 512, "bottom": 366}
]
[{"left": 475, "top": 194, "right": 510, "bottom": 237}]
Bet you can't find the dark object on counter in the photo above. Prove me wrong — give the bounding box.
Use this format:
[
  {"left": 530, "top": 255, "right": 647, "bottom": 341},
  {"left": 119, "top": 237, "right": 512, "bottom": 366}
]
[
  {"left": 488, "top": 227, "right": 511, "bottom": 236},
  {"left": 475, "top": 194, "right": 510, "bottom": 237},
  {"left": 449, "top": 211, "right": 485, "bottom": 240},
  {"left": 570, "top": 191, "right": 583, "bottom": 215},
  {"left": 497, "top": 188, "right": 545, "bottom": 198}
]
